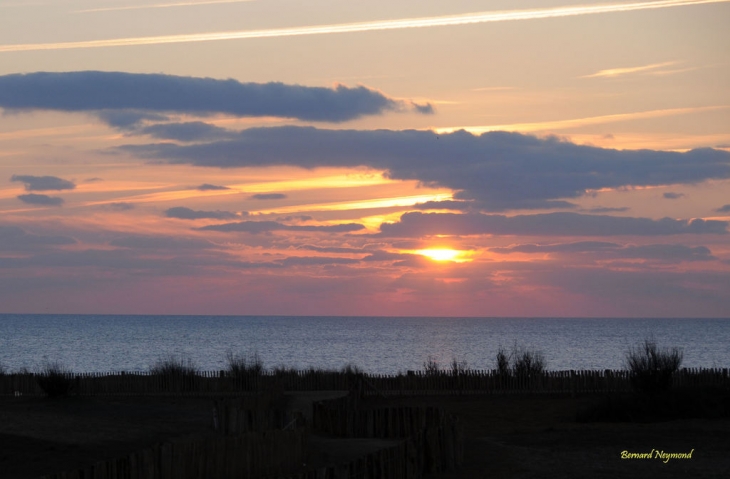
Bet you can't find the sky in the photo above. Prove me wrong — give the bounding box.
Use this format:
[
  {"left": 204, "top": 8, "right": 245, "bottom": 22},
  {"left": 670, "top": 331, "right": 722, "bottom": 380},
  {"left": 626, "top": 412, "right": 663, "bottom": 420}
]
[{"left": 0, "top": 0, "right": 729, "bottom": 317}]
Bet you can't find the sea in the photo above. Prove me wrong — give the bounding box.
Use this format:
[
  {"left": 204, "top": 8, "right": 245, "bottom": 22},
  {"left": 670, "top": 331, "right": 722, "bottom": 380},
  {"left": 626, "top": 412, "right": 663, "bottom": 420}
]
[{"left": 0, "top": 315, "right": 728, "bottom": 374}]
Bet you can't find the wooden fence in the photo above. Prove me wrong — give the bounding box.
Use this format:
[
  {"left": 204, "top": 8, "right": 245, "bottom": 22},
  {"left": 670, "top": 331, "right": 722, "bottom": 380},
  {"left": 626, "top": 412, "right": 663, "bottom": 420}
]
[
  {"left": 311, "top": 395, "right": 463, "bottom": 476},
  {"left": 41, "top": 429, "right": 305, "bottom": 479},
  {"left": 2, "top": 368, "right": 729, "bottom": 397}
]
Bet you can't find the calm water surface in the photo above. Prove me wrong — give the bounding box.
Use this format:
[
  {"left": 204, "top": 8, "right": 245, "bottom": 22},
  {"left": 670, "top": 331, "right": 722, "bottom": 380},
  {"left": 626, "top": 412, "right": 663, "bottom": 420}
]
[{"left": 0, "top": 315, "right": 728, "bottom": 374}]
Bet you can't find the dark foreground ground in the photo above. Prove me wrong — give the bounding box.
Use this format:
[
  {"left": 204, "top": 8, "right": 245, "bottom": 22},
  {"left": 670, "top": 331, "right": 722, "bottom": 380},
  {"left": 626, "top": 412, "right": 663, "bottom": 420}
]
[{"left": 1, "top": 393, "right": 729, "bottom": 478}]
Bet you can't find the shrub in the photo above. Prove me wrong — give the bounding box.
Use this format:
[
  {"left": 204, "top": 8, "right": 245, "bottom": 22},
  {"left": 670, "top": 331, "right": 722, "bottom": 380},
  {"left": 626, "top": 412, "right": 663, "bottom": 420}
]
[
  {"left": 496, "top": 347, "right": 510, "bottom": 376},
  {"left": 36, "top": 361, "right": 73, "bottom": 398},
  {"left": 495, "top": 343, "right": 546, "bottom": 378},
  {"left": 423, "top": 355, "right": 441, "bottom": 376},
  {"left": 149, "top": 354, "right": 198, "bottom": 376},
  {"left": 340, "top": 363, "right": 364, "bottom": 376},
  {"left": 226, "top": 351, "right": 264, "bottom": 377},
  {"left": 450, "top": 357, "right": 468, "bottom": 376},
  {"left": 625, "top": 339, "right": 683, "bottom": 395}
]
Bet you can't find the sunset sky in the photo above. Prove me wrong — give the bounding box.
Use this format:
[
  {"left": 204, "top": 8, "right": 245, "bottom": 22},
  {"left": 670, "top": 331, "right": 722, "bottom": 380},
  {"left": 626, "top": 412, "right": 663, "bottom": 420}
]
[{"left": 1, "top": 0, "right": 729, "bottom": 317}]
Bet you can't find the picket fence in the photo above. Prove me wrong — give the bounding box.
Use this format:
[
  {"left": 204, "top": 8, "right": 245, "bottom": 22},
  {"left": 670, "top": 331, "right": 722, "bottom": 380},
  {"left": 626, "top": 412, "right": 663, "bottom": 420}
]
[
  {"left": 41, "top": 429, "right": 305, "bottom": 479},
  {"left": 1, "top": 367, "right": 728, "bottom": 397}
]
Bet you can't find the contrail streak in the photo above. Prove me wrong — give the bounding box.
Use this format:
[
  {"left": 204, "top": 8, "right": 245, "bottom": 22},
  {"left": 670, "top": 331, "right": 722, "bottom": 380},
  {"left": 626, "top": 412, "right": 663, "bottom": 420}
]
[{"left": 1, "top": 0, "right": 727, "bottom": 52}]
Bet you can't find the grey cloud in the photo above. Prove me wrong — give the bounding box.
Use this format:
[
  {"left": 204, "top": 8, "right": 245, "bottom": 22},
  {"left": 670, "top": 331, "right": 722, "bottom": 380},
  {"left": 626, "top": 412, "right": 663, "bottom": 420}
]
[
  {"left": 0, "top": 71, "right": 420, "bottom": 122},
  {"left": 17, "top": 194, "right": 64, "bottom": 206},
  {"left": 278, "top": 215, "right": 313, "bottom": 222},
  {"left": 716, "top": 204, "right": 730, "bottom": 213},
  {"left": 0, "top": 225, "right": 76, "bottom": 249},
  {"left": 10, "top": 175, "right": 75, "bottom": 191},
  {"left": 196, "top": 220, "right": 364, "bottom": 234},
  {"left": 412, "top": 102, "right": 434, "bottom": 114},
  {"left": 584, "top": 206, "right": 630, "bottom": 213},
  {"left": 105, "top": 202, "right": 135, "bottom": 211},
  {"left": 250, "top": 193, "right": 287, "bottom": 200},
  {"left": 277, "top": 256, "right": 360, "bottom": 267},
  {"left": 413, "top": 200, "right": 474, "bottom": 211},
  {"left": 377, "top": 212, "right": 728, "bottom": 237},
  {"left": 297, "top": 244, "right": 363, "bottom": 253},
  {"left": 491, "top": 241, "right": 715, "bottom": 262},
  {"left": 663, "top": 192, "right": 684, "bottom": 199},
  {"left": 197, "top": 183, "right": 230, "bottom": 191},
  {"left": 490, "top": 241, "right": 621, "bottom": 254},
  {"left": 121, "top": 126, "right": 730, "bottom": 211},
  {"left": 164, "top": 206, "right": 239, "bottom": 220},
  {"left": 137, "top": 122, "right": 236, "bottom": 142},
  {"left": 109, "top": 235, "right": 214, "bottom": 250},
  {"left": 96, "top": 110, "right": 169, "bottom": 130}
]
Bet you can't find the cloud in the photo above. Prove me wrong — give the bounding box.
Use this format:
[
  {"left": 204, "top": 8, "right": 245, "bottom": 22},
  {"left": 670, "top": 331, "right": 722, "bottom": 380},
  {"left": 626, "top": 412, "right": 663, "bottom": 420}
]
[
  {"left": 2, "top": 0, "right": 726, "bottom": 52},
  {"left": 105, "top": 202, "right": 135, "bottom": 211},
  {"left": 0, "top": 72, "right": 420, "bottom": 122},
  {"left": 137, "top": 121, "right": 236, "bottom": 141},
  {"left": 122, "top": 126, "right": 730, "bottom": 211},
  {"left": 250, "top": 193, "right": 287, "bottom": 200},
  {"left": 490, "top": 241, "right": 715, "bottom": 262},
  {"left": 196, "top": 220, "right": 364, "bottom": 233},
  {"left": 376, "top": 212, "right": 728, "bottom": 237},
  {"left": 197, "top": 183, "right": 230, "bottom": 191},
  {"left": 716, "top": 204, "right": 730, "bottom": 213},
  {"left": 583, "top": 206, "right": 630, "bottom": 213},
  {"left": 109, "top": 235, "right": 214, "bottom": 250},
  {"left": 10, "top": 174, "right": 75, "bottom": 191},
  {"left": 96, "top": 110, "right": 169, "bottom": 130},
  {"left": 164, "top": 206, "right": 239, "bottom": 220},
  {"left": 0, "top": 225, "right": 76, "bottom": 249},
  {"left": 581, "top": 61, "right": 678, "bottom": 79},
  {"left": 277, "top": 256, "right": 360, "bottom": 267},
  {"left": 17, "top": 193, "right": 64, "bottom": 206},
  {"left": 663, "top": 192, "right": 685, "bottom": 199},
  {"left": 298, "top": 244, "right": 365, "bottom": 254}
]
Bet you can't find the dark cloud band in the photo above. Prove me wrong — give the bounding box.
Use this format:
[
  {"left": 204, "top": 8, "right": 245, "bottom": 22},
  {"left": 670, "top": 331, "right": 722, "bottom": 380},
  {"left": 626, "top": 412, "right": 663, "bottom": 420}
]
[
  {"left": 122, "top": 126, "right": 730, "bottom": 211},
  {"left": 0, "top": 71, "right": 425, "bottom": 122}
]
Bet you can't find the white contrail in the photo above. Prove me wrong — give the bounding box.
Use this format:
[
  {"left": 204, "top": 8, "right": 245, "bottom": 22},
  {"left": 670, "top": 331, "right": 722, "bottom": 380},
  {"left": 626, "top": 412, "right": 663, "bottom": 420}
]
[
  {"left": 0, "top": 0, "right": 727, "bottom": 52},
  {"left": 582, "top": 61, "right": 678, "bottom": 78}
]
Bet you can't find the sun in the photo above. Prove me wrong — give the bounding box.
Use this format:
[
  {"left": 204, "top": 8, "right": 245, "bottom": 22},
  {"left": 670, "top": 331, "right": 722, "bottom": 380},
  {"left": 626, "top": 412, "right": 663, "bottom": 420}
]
[{"left": 415, "top": 248, "right": 471, "bottom": 262}]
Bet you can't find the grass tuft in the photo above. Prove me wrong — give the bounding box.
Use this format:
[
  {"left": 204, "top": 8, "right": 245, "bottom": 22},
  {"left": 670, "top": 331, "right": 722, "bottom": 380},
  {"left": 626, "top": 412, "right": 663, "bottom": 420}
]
[
  {"left": 225, "top": 351, "right": 264, "bottom": 377},
  {"left": 625, "top": 339, "right": 683, "bottom": 395},
  {"left": 149, "top": 354, "right": 198, "bottom": 376},
  {"left": 36, "top": 360, "right": 73, "bottom": 398}
]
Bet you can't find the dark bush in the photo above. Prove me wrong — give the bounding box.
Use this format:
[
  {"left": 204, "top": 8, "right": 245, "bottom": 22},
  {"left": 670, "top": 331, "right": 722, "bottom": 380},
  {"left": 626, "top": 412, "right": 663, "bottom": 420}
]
[
  {"left": 450, "top": 357, "right": 468, "bottom": 376},
  {"left": 625, "top": 339, "right": 683, "bottom": 395},
  {"left": 423, "top": 356, "right": 441, "bottom": 376},
  {"left": 149, "top": 354, "right": 198, "bottom": 376},
  {"left": 36, "top": 361, "right": 73, "bottom": 398},
  {"left": 226, "top": 351, "right": 264, "bottom": 377},
  {"left": 496, "top": 344, "right": 546, "bottom": 378}
]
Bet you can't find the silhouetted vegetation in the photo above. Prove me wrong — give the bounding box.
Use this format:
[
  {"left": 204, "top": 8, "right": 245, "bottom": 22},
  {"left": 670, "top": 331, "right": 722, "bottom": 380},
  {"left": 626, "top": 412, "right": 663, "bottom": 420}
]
[
  {"left": 149, "top": 354, "right": 198, "bottom": 376},
  {"left": 450, "top": 357, "right": 468, "bottom": 376},
  {"left": 35, "top": 361, "right": 73, "bottom": 398},
  {"left": 423, "top": 356, "right": 441, "bottom": 376},
  {"left": 625, "top": 339, "right": 683, "bottom": 395},
  {"left": 225, "top": 351, "right": 264, "bottom": 377},
  {"left": 496, "top": 343, "right": 546, "bottom": 378},
  {"left": 340, "top": 363, "right": 364, "bottom": 376}
]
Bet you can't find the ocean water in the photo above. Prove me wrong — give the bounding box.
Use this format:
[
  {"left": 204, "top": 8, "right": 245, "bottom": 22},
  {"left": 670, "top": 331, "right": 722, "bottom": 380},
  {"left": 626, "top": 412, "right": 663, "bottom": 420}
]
[{"left": 0, "top": 315, "right": 728, "bottom": 374}]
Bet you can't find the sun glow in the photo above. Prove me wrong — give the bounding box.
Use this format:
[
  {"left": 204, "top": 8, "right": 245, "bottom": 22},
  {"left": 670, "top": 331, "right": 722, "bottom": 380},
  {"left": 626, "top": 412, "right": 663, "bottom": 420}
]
[{"left": 415, "top": 248, "right": 472, "bottom": 262}]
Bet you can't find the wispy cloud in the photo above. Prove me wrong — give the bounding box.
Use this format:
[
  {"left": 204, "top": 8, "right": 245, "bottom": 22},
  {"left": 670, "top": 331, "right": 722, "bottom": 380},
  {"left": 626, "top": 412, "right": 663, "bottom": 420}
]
[
  {"left": 1, "top": 0, "right": 727, "bottom": 52},
  {"left": 435, "top": 105, "right": 730, "bottom": 134},
  {"left": 76, "top": 0, "right": 255, "bottom": 14},
  {"left": 581, "top": 61, "right": 678, "bottom": 78}
]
